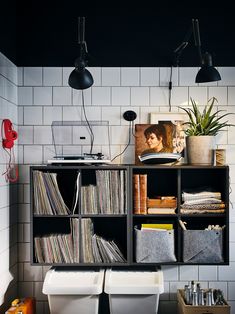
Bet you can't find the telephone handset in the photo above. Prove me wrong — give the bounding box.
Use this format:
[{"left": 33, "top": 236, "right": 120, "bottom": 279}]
[
  {"left": 1, "top": 119, "right": 18, "bottom": 182},
  {"left": 2, "top": 119, "right": 18, "bottom": 149}
]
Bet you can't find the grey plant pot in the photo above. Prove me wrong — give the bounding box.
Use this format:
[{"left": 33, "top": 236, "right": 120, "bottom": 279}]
[{"left": 186, "top": 136, "right": 215, "bottom": 165}]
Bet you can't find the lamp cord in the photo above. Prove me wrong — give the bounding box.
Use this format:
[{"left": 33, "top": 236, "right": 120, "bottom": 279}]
[
  {"left": 111, "top": 121, "right": 133, "bottom": 162},
  {"left": 168, "top": 66, "right": 173, "bottom": 112},
  {"left": 78, "top": 17, "right": 85, "bottom": 44},
  {"left": 81, "top": 90, "right": 94, "bottom": 154}
]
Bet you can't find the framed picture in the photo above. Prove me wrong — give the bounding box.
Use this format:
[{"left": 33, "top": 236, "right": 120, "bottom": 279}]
[
  {"left": 135, "top": 113, "right": 187, "bottom": 165},
  {"left": 149, "top": 112, "right": 188, "bottom": 124},
  {"left": 150, "top": 112, "right": 187, "bottom": 152}
]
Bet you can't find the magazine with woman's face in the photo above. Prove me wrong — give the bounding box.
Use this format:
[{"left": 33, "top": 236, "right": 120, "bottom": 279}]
[{"left": 135, "top": 122, "right": 185, "bottom": 164}]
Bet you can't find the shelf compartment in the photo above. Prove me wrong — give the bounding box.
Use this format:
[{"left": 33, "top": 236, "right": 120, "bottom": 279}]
[
  {"left": 80, "top": 168, "right": 127, "bottom": 215},
  {"left": 181, "top": 168, "right": 229, "bottom": 203},
  {"left": 32, "top": 217, "right": 74, "bottom": 264},
  {"left": 132, "top": 168, "right": 178, "bottom": 198},
  {"left": 132, "top": 217, "right": 178, "bottom": 264},
  {"left": 31, "top": 168, "right": 80, "bottom": 215},
  {"left": 178, "top": 216, "right": 228, "bottom": 264},
  {"left": 80, "top": 217, "right": 128, "bottom": 264}
]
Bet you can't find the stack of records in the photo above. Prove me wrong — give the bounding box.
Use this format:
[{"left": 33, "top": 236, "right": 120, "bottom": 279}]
[{"left": 138, "top": 153, "right": 181, "bottom": 164}]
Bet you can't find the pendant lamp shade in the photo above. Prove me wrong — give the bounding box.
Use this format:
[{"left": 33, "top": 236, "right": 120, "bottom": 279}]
[
  {"left": 68, "top": 17, "right": 94, "bottom": 90},
  {"left": 195, "top": 52, "right": 221, "bottom": 83},
  {"left": 68, "top": 67, "right": 94, "bottom": 90}
]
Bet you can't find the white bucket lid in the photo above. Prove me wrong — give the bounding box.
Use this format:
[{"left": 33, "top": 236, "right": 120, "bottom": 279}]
[
  {"left": 104, "top": 270, "right": 164, "bottom": 294},
  {"left": 43, "top": 268, "right": 104, "bottom": 295}
]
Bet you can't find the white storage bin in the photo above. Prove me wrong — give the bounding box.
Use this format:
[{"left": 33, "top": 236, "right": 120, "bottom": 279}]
[
  {"left": 42, "top": 268, "right": 104, "bottom": 314},
  {"left": 104, "top": 269, "right": 164, "bottom": 314}
]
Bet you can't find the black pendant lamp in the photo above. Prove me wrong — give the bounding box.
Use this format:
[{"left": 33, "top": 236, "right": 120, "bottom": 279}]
[
  {"left": 195, "top": 52, "right": 221, "bottom": 83},
  {"left": 192, "top": 19, "right": 221, "bottom": 83},
  {"left": 68, "top": 17, "right": 94, "bottom": 90},
  {"left": 173, "top": 19, "right": 221, "bottom": 84}
]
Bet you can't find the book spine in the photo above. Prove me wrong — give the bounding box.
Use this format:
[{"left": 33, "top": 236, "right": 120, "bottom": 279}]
[
  {"left": 133, "top": 174, "right": 140, "bottom": 214},
  {"left": 139, "top": 174, "right": 147, "bottom": 214}
]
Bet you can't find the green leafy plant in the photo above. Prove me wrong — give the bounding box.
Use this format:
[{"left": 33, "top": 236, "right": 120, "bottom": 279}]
[{"left": 179, "top": 97, "right": 235, "bottom": 136}]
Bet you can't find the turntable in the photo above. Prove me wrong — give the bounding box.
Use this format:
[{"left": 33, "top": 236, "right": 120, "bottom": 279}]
[{"left": 47, "top": 121, "right": 111, "bottom": 164}]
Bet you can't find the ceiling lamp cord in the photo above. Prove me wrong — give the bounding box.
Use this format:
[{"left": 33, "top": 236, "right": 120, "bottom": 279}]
[
  {"left": 168, "top": 66, "right": 173, "bottom": 112},
  {"left": 68, "top": 17, "right": 94, "bottom": 90},
  {"left": 81, "top": 90, "right": 94, "bottom": 154}
]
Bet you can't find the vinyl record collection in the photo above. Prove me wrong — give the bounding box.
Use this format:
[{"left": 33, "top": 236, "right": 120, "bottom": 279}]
[{"left": 34, "top": 218, "right": 126, "bottom": 263}]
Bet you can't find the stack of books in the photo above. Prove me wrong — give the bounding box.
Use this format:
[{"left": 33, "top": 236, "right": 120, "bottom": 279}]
[
  {"left": 133, "top": 174, "right": 147, "bottom": 214},
  {"left": 147, "top": 196, "right": 177, "bottom": 214}
]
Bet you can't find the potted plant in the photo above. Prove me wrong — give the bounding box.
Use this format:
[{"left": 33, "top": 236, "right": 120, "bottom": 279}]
[{"left": 179, "top": 97, "right": 234, "bottom": 165}]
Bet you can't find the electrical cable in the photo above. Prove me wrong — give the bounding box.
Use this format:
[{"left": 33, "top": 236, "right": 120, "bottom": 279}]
[
  {"left": 111, "top": 121, "right": 132, "bottom": 162},
  {"left": 81, "top": 90, "right": 94, "bottom": 154},
  {"left": 3, "top": 148, "right": 18, "bottom": 182},
  {"left": 168, "top": 66, "right": 173, "bottom": 112}
]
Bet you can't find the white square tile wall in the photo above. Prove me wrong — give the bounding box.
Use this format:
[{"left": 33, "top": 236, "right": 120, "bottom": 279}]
[
  {"left": 189, "top": 86, "right": 207, "bottom": 104},
  {"left": 63, "top": 106, "right": 82, "bottom": 121},
  {"left": 111, "top": 87, "right": 130, "bottom": 106},
  {"left": 209, "top": 87, "right": 227, "bottom": 105},
  {"left": 92, "top": 87, "right": 111, "bottom": 105},
  {"left": 150, "top": 87, "right": 168, "bottom": 106},
  {"left": 87, "top": 67, "right": 101, "bottom": 86},
  {"left": 24, "top": 67, "right": 42, "bottom": 86},
  {"left": 160, "top": 67, "right": 178, "bottom": 87},
  {"left": 53, "top": 87, "right": 72, "bottom": 105},
  {"left": 140, "top": 67, "right": 159, "bottom": 86},
  {"left": 34, "top": 87, "right": 52, "bottom": 105},
  {"left": 43, "top": 67, "right": 62, "bottom": 86},
  {"left": 72, "top": 88, "right": 92, "bottom": 105},
  {"left": 121, "top": 67, "right": 140, "bottom": 86},
  {"left": 24, "top": 107, "right": 43, "bottom": 125},
  {"left": 102, "top": 67, "right": 121, "bottom": 86},
  {"left": 0, "top": 52, "right": 18, "bottom": 309},
  {"left": 179, "top": 67, "right": 199, "bottom": 86},
  {"left": 131, "top": 87, "right": 149, "bottom": 106},
  {"left": 18, "top": 87, "right": 33, "bottom": 105}
]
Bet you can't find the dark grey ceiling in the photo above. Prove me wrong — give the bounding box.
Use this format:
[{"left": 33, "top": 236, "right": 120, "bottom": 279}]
[{"left": 1, "top": 1, "right": 235, "bottom": 67}]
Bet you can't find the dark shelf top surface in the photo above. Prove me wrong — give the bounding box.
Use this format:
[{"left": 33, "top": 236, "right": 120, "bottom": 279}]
[
  {"left": 30, "top": 164, "right": 229, "bottom": 170},
  {"left": 33, "top": 214, "right": 127, "bottom": 218}
]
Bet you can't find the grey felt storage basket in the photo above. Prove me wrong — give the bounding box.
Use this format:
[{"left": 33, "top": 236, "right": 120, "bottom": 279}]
[
  {"left": 135, "top": 227, "right": 177, "bottom": 263},
  {"left": 183, "top": 229, "right": 224, "bottom": 263}
]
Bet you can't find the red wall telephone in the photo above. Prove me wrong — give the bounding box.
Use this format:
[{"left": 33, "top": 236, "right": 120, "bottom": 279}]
[
  {"left": 1, "top": 119, "right": 18, "bottom": 182},
  {"left": 2, "top": 119, "right": 18, "bottom": 149}
]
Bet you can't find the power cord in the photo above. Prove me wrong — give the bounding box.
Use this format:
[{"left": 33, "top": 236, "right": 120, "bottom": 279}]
[
  {"left": 81, "top": 90, "right": 94, "bottom": 154},
  {"left": 111, "top": 110, "right": 137, "bottom": 162},
  {"left": 168, "top": 66, "right": 173, "bottom": 112}
]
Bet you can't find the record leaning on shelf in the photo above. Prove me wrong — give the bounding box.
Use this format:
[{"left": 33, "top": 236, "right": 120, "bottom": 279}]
[{"left": 138, "top": 153, "right": 182, "bottom": 164}]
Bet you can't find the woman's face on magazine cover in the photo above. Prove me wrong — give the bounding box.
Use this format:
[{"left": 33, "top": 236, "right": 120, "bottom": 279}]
[{"left": 146, "top": 133, "right": 162, "bottom": 149}]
